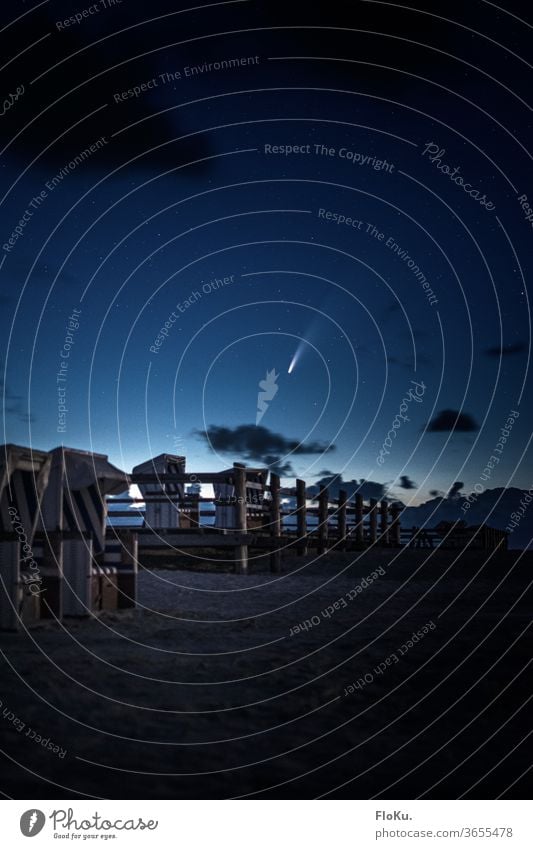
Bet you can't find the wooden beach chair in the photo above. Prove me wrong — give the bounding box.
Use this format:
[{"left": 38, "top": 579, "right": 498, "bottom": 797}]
[
  {"left": 39, "top": 447, "right": 131, "bottom": 616},
  {"left": 0, "top": 444, "right": 51, "bottom": 630}
]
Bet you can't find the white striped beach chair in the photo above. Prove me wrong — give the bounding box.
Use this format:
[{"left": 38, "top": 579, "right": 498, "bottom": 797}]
[
  {"left": 132, "top": 454, "right": 191, "bottom": 530},
  {"left": 39, "top": 447, "right": 130, "bottom": 616},
  {"left": 0, "top": 445, "right": 51, "bottom": 630}
]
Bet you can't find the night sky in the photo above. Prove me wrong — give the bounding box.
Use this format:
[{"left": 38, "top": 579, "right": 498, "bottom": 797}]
[{"left": 2, "top": 0, "right": 532, "bottom": 510}]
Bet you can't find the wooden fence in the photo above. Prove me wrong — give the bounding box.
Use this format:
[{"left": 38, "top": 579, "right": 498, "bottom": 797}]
[{"left": 108, "top": 464, "right": 402, "bottom": 574}]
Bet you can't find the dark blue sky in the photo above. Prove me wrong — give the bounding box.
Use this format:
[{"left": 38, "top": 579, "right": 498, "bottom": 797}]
[{"left": 1, "top": 0, "right": 531, "bottom": 504}]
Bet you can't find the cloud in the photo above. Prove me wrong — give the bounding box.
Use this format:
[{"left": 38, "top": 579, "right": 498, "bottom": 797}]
[
  {"left": 427, "top": 409, "right": 479, "bottom": 432},
  {"left": 429, "top": 489, "right": 443, "bottom": 497},
  {"left": 485, "top": 342, "right": 526, "bottom": 357},
  {"left": 0, "top": 360, "right": 35, "bottom": 423},
  {"left": 15, "top": 412, "right": 35, "bottom": 425},
  {"left": 307, "top": 475, "right": 387, "bottom": 501},
  {"left": 195, "top": 424, "right": 335, "bottom": 474},
  {"left": 447, "top": 481, "right": 464, "bottom": 499},
  {"left": 398, "top": 475, "right": 417, "bottom": 490},
  {"left": 387, "top": 353, "right": 432, "bottom": 369}
]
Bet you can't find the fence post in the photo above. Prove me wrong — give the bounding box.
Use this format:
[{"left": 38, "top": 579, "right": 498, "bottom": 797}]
[
  {"left": 338, "top": 489, "right": 347, "bottom": 550},
  {"left": 233, "top": 466, "right": 248, "bottom": 574},
  {"left": 62, "top": 534, "right": 93, "bottom": 617},
  {"left": 390, "top": 504, "right": 401, "bottom": 547},
  {"left": 296, "top": 479, "right": 307, "bottom": 556},
  {"left": 355, "top": 494, "right": 364, "bottom": 545},
  {"left": 318, "top": 488, "right": 329, "bottom": 554},
  {"left": 119, "top": 529, "right": 138, "bottom": 609},
  {"left": 380, "top": 499, "right": 389, "bottom": 545},
  {"left": 269, "top": 472, "right": 281, "bottom": 573},
  {"left": 369, "top": 498, "right": 378, "bottom": 544}
]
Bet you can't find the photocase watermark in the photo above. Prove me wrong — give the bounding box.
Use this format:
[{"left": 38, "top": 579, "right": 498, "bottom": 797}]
[
  {"left": 0, "top": 83, "right": 24, "bottom": 118},
  {"left": 376, "top": 380, "right": 426, "bottom": 466},
  {"left": 7, "top": 506, "right": 44, "bottom": 597},
  {"left": 461, "top": 409, "right": 520, "bottom": 513},
  {"left": 50, "top": 808, "right": 158, "bottom": 833},
  {"left": 342, "top": 620, "right": 436, "bottom": 696},
  {"left": 2, "top": 137, "right": 108, "bottom": 253},
  {"left": 113, "top": 56, "right": 260, "bottom": 102},
  {"left": 149, "top": 274, "right": 235, "bottom": 354},
  {"left": 57, "top": 308, "right": 82, "bottom": 434},
  {"left": 265, "top": 142, "right": 395, "bottom": 171},
  {"left": 368, "top": 223, "right": 438, "bottom": 307},
  {"left": 256, "top": 368, "right": 279, "bottom": 425},
  {"left": 517, "top": 193, "right": 533, "bottom": 232},
  {"left": 20, "top": 807, "right": 159, "bottom": 838},
  {"left": 289, "top": 566, "right": 385, "bottom": 636},
  {"left": 215, "top": 492, "right": 263, "bottom": 506},
  {"left": 171, "top": 433, "right": 186, "bottom": 454},
  {"left": 0, "top": 699, "right": 66, "bottom": 758},
  {"left": 317, "top": 210, "right": 438, "bottom": 306},
  {"left": 421, "top": 142, "right": 496, "bottom": 211},
  {"left": 20, "top": 810, "right": 46, "bottom": 837},
  {"left": 506, "top": 485, "right": 533, "bottom": 534},
  {"left": 55, "top": 0, "right": 123, "bottom": 30}
]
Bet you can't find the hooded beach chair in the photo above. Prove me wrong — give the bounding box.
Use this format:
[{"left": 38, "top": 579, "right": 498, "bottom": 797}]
[
  {"left": 0, "top": 444, "right": 51, "bottom": 629},
  {"left": 213, "top": 465, "right": 269, "bottom": 530},
  {"left": 132, "top": 454, "right": 194, "bottom": 530},
  {"left": 40, "top": 447, "right": 132, "bottom": 616}
]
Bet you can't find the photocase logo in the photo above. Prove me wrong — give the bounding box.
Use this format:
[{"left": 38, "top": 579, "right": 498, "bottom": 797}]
[
  {"left": 256, "top": 368, "right": 279, "bottom": 425},
  {"left": 20, "top": 809, "right": 46, "bottom": 837}
]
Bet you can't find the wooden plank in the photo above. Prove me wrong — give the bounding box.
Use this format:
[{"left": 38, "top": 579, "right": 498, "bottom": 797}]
[
  {"left": 318, "top": 488, "right": 329, "bottom": 554},
  {"left": 369, "top": 498, "right": 378, "bottom": 544},
  {"left": 355, "top": 494, "right": 364, "bottom": 544},
  {"left": 233, "top": 465, "right": 248, "bottom": 574},
  {"left": 338, "top": 489, "right": 347, "bottom": 550},
  {"left": 269, "top": 473, "right": 281, "bottom": 572},
  {"left": 138, "top": 534, "right": 284, "bottom": 549},
  {"left": 131, "top": 472, "right": 231, "bottom": 484},
  {"left": 296, "top": 479, "right": 307, "bottom": 556},
  {"left": 380, "top": 499, "right": 389, "bottom": 545},
  {"left": 390, "top": 504, "right": 401, "bottom": 547}
]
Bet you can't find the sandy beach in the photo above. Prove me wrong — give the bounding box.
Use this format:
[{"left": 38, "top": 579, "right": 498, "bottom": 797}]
[{"left": 0, "top": 545, "right": 531, "bottom": 799}]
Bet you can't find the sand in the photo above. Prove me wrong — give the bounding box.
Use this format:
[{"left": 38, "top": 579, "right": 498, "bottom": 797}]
[{"left": 0, "top": 546, "right": 532, "bottom": 799}]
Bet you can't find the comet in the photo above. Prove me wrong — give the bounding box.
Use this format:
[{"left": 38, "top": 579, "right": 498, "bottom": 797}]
[{"left": 288, "top": 341, "right": 305, "bottom": 374}]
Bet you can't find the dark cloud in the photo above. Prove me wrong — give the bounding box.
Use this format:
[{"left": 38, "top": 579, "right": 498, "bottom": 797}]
[
  {"left": 262, "top": 457, "right": 295, "bottom": 477},
  {"left": 447, "top": 481, "right": 464, "bottom": 499},
  {"left": 398, "top": 475, "right": 417, "bottom": 490},
  {"left": 0, "top": 360, "right": 35, "bottom": 423},
  {"left": 307, "top": 476, "right": 386, "bottom": 501},
  {"left": 314, "top": 469, "right": 336, "bottom": 477},
  {"left": 195, "top": 424, "right": 335, "bottom": 473},
  {"left": 428, "top": 409, "right": 479, "bottom": 432},
  {"left": 387, "top": 353, "right": 431, "bottom": 369},
  {"left": 429, "top": 489, "right": 443, "bottom": 497},
  {"left": 17, "top": 412, "right": 37, "bottom": 425},
  {"left": 485, "top": 342, "right": 526, "bottom": 357}
]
